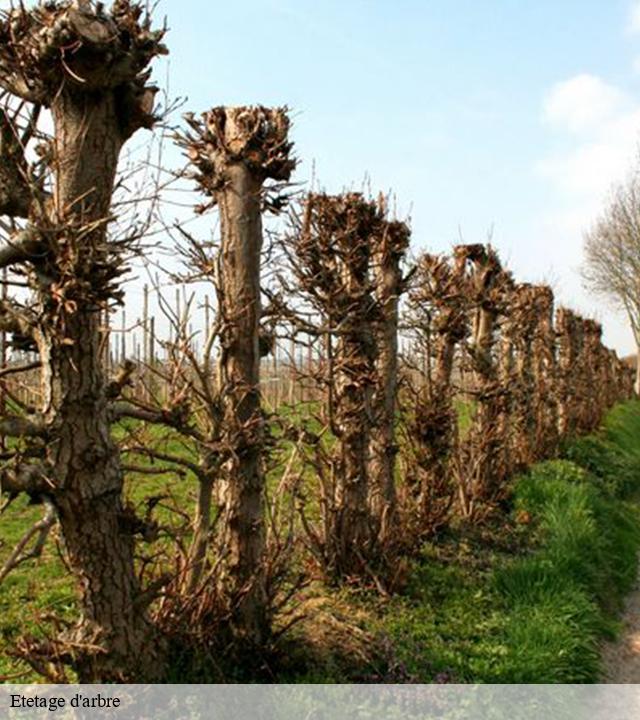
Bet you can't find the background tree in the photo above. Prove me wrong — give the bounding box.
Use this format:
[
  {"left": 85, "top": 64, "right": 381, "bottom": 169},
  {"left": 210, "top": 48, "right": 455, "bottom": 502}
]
[{"left": 583, "top": 174, "right": 640, "bottom": 393}]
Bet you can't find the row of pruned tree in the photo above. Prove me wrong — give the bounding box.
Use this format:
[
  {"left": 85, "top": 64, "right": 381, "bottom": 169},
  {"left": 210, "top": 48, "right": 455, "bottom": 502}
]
[{"left": 0, "top": 0, "right": 633, "bottom": 683}]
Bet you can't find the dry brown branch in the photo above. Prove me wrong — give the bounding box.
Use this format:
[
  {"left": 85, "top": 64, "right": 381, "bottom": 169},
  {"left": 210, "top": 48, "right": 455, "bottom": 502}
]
[{"left": 0, "top": 501, "right": 55, "bottom": 585}]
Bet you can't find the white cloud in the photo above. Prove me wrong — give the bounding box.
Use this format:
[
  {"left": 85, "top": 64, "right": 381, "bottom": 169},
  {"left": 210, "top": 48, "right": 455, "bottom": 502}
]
[
  {"left": 537, "top": 73, "right": 640, "bottom": 355},
  {"left": 630, "top": 1, "right": 640, "bottom": 33},
  {"left": 539, "top": 75, "right": 640, "bottom": 201},
  {"left": 542, "top": 74, "right": 628, "bottom": 134}
]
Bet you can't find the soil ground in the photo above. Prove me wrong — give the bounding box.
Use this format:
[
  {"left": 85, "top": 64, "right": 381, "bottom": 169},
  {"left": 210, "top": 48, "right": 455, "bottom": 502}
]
[{"left": 602, "top": 561, "right": 640, "bottom": 683}]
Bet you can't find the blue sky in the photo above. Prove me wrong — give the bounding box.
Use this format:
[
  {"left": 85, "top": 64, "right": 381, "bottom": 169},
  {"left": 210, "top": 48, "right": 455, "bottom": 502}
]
[
  {"left": 3, "top": 0, "right": 640, "bottom": 353},
  {"left": 151, "top": 0, "right": 640, "bottom": 354}
]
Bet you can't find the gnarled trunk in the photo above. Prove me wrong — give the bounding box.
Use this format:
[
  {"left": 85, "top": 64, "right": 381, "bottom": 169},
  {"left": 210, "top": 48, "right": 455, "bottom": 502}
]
[
  {"left": 38, "top": 89, "right": 161, "bottom": 680},
  {"left": 215, "top": 160, "right": 268, "bottom": 642},
  {"left": 183, "top": 106, "right": 294, "bottom": 643},
  {"left": 368, "top": 219, "right": 409, "bottom": 537}
]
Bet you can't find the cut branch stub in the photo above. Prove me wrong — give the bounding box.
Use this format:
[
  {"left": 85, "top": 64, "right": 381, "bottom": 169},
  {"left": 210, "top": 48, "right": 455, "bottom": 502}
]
[
  {"left": 0, "top": 1, "right": 167, "bottom": 119},
  {"left": 183, "top": 106, "right": 296, "bottom": 211}
]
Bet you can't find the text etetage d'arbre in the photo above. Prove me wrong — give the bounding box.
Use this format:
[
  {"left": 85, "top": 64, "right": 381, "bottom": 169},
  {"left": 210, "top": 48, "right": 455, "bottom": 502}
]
[{"left": 10, "top": 693, "right": 121, "bottom": 712}]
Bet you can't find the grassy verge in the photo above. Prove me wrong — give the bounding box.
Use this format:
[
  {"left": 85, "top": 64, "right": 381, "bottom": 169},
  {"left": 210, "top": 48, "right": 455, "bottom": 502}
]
[
  {"left": 3, "top": 402, "right": 640, "bottom": 682},
  {"left": 363, "top": 401, "right": 640, "bottom": 683}
]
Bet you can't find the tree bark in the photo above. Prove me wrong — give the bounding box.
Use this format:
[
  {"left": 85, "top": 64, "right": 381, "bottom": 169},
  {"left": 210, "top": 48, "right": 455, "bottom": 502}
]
[
  {"left": 215, "top": 159, "right": 267, "bottom": 641},
  {"left": 461, "top": 246, "right": 507, "bottom": 504},
  {"left": 34, "top": 88, "right": 162, "bottom": 681},
  {"left": 182, "top": 105, "right": 293, "bottom": 644},
  {"left": 0, "top": 1, "right": 167, "bottom": 681},
  {"left": 368, "top": 220, "right": 409, "bottom": 536},
  {"left": 531, "top": 286, "right": 558, "bottom": 459}
]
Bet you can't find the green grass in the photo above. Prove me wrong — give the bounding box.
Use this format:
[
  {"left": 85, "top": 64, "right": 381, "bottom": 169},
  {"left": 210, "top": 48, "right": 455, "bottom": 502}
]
[
  {"left": 375, "top": 401, "right": 640, "bottom": 683},
  {"left": 3, "top": 401, "right": 640, "bottom": 682}
]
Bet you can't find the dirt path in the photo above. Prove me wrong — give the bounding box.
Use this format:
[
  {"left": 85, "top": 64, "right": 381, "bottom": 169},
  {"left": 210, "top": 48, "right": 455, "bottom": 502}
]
[{"left": 602, "top": 564, "right": 640, "bottom": 682}]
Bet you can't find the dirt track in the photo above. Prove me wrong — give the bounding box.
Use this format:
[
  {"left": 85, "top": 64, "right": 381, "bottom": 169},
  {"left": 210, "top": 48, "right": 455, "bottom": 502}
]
[{"left": 602, "top": 564, "right": 640, "bottom": 682}]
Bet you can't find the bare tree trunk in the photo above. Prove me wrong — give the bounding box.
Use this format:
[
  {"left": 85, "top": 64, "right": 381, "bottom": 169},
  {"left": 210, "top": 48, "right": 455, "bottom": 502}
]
[
  {"left": 332, "top": 270, "right": 378, "bottom": 572},
  {"left": 531, "top": 286, "right": 558, "bottom": 459},
  {"left": 404, "top": 252, "right": 467, "bottom": 536},
  {"left": 458, "top": 245, "right": 509, "bottom": 505},
  {"left": 368, "top": 218, "right": 409, "bottom": 537},
  {"left": 556, "top": 307, "right": 578, "bottom": 439},
  {"left": 635, "top": 344, "right": 640, "bottom": 396},
  {"left": 216, "top": 158, "right": 267, "bottom": 641},
  {"left": 0, "top": 1, "right": 168, "bottom": 681},
  {"left": 496, "top": 316, "right": 515, "bottom": 478},
  {"left": 39, "top": 88, "right": 162, "bottom": 681},
  {"left": 287, "top": 193, "right": 382, "bottom": 578},
  {"left": 184, "top": 106, "right": 294, "bottom": 642}
]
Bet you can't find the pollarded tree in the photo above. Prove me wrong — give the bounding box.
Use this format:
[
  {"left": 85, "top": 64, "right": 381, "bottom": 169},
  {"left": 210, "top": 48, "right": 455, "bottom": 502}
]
[
  {"left": 403, "top": 251, "right": 468, "bottom": 536},
  {"left": 367, "top": 206, "right": 411, "bottom": 538},
  {"left": 181, "top": 106, "right": 295, "bottom": 644},
  {"left": 583, "top": 174, "right": 640, "bottom": 393},
  {"left": 457, "top": 244, "right": 511, "bottom": 512},
  {"left": 286, "top": 193, "right": 385, "bottom": 579},
  {"left": 555, "top": 307, "right": 581, "bottom": 439},
  {"left": 0, "top": 0, "right": 167, "bottom": 681},
  {"left": 530, "top": 285, "right": 558, "bottom": 460}
]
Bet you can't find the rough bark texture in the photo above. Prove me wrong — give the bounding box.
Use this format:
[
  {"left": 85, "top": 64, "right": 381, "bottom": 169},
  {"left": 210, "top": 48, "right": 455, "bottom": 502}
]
[
  {"left": 0, "top": 1, "right": 167, "bottom": 681},
  {"left": 556, "top": 307, "right": 579, "bottom": 439},
  {"left": 330, "top": 203, "right": 379, "bottom": 575},
  {"left": 368, "top": 217, "right": 410, "bottom": 536},
  {"left": 183, "top": 106, "right": 294, "bottom": 642},
  {"left": 404, "top": 251, "right": 467, "bottom": 535},
  {"left": 217, "top": 158, "right": 267, "bottom": 641},
  {"left": 42, "top": 91, "right": 159, "bottom": 683},
  {"left": 289, "top": 193, "right": 383, "bottom": 578},
  {"left": 580, "top": 319, "right": 604, "bottom": 432},
  {"left": 511, "top": 284, "right": 538, "bottom": 468},
  {"left": 458, "top": 245, "right": 509, "bottom": 509}
]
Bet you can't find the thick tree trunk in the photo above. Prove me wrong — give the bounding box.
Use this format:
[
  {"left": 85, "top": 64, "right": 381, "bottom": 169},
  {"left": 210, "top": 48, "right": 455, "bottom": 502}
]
[
  {"left": 636, "top": 345, "right": 640, "bottom": 396},
  {"left": 368, "top": 220, "right": 409, "bottom": 536},
  {"left": 38, "top": 90, "right": 161, "bottom": 681},
  {"left": 182, "top": 106, "right": 293, "bottom": 644},
  {"left": 215, "top": 157, "right": 267, "bottom": 643},
  {"left": 332, "top": 307, "right": 377, "bottom": 573}
]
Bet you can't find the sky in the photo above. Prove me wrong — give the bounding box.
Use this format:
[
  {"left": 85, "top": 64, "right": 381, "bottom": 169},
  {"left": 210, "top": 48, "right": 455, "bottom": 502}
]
[
  {"left": 4, "top": 0, "right": 640, "bottom": 355},
  {"left": 148, "top": 0, "right": 640, "bottom": 355}
]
